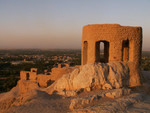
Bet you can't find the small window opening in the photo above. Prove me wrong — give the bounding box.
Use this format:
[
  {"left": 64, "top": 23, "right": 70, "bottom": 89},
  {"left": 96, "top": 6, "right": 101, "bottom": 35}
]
[
  {"left": 83, "top": 41, "right": 88, "bottom": 65},
  {"left": 122, "top": 40, "right": 129, "bottom": 61}
]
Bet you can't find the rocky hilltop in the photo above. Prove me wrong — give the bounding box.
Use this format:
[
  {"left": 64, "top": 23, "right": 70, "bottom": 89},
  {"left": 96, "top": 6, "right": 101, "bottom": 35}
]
[{"left": 0, "top": 63, "right": 150, "bottom": 113}]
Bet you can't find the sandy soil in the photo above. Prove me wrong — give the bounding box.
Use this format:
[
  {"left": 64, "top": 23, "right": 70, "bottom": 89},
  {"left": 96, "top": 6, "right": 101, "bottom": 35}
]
[
  {"left": 125, "top": 96, "right": 150, "bottom": 113},
  {"left": 6, "top": 92, "right": 71, "bottom": 113}
]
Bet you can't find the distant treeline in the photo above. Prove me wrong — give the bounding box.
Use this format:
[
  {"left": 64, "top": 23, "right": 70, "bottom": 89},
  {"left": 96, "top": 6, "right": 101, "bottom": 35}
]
[
  {"left": 0, "top": 49, "right": 81, "bottom": 56},
  {"left": 142, "top": 51, "right": 150, "bottom": 57}
]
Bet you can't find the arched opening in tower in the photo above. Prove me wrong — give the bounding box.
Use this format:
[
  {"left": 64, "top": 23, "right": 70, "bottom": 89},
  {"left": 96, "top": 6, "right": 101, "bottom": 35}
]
[
  {"left": 100, "top": 42, "right": 104, "bottom": 61},
  {"left": 96, "top": 41, "right": 109, "bottom": 63}
]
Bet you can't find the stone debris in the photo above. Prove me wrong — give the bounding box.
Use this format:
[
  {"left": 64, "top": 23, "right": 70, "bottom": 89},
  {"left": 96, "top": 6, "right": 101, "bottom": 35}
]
[
  {"left": 69, "top": 95, "right": 100, "bottom": 110},
  {"left": 70, "top": 93, "right": 144, "bottom": 113},
  {"left": 69, "top": 88, "right": 131, "bottom": 110},
  {"left": 105, "top": 88, "right": 131, "bottom": 99}
]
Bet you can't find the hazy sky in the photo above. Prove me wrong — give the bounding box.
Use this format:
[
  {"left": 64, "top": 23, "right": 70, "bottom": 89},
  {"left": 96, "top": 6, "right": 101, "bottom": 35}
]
[{"left": 0, "top": 0, "right": 150, "bottom": 50}]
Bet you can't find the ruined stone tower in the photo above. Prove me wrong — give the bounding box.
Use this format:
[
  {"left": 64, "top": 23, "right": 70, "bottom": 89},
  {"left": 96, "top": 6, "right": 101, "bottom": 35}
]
[{"left": 82, "top": 24, "right": 142, "bottom": 86}]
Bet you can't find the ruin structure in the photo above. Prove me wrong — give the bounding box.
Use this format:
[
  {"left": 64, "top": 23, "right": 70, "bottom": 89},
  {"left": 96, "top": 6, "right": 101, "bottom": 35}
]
[
  {"left": 82, "top": 24, "right": 142, "bottom": 86},
  {"left": 20, "top": 64, "right": 74, "bottom": 87}
]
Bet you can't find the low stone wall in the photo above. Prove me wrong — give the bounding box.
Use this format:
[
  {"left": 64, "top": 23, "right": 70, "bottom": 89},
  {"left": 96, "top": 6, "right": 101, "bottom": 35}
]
[
  {"left": 20, "top": 67, "right": 75, "bottom": 88},
  {"left": 37, "top": 75, "right": 52, "bottom": 87}
]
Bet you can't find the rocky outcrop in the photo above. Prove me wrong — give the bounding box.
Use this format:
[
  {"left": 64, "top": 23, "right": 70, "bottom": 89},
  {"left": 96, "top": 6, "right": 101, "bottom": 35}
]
[
  {"left": 71, "top": 93, "right": 144, "bottom": 113},
  {"left": 0, "top": 86, "right": 19, "bottom": 111},
  {"left": 69, "top": 88, "right": 131, "bottom": 110},
  {"left": 0, "top": 88, "right": 52, "bottom": 113},
  {"left": 46, "top": 62, "right": 129, "bottom": 95}
]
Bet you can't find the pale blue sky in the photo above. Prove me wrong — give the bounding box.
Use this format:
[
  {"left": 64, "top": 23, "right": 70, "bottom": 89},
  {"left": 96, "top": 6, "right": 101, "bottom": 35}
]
[{"left": 0, "top": 0, "right": 150, "bottom": 50}]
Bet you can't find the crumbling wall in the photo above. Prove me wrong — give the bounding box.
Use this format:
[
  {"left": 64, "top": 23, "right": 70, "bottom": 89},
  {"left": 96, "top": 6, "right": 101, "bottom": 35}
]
[
  {"left": 20, "top": 71, "right": 30, "bottom": 80},
  {"left": 50, "top": 67, "right": 74, "bottom": 81},
  {"left": 20, "top": 71, "right": 37, "bottom": 81},
  {"left": 30, "top": 68, "right": 37, "bottom": 73},
  {"left": 29, "top": 72, "right": 37, "bottom": 81},
  {"left": 20, "top": 67, "right": 75, "bottom": 88},
  {"left": 37, "top": 75, "right": 52, "bottom": 87}
]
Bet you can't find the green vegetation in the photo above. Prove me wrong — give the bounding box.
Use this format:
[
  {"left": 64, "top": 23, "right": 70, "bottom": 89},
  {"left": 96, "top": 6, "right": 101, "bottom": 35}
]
[
  {"left": 0, "top": 61, "right": 56, "bottom": 77},
  {"left": 0, "top": 75, "right": 19, "bottom": 92},
  {"left": 0, "top": 49, "right": 81, "bottom": 93}
]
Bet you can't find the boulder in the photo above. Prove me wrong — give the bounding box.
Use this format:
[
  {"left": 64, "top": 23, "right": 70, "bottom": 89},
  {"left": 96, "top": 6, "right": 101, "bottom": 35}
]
[{"left": 47, "top": 62, "right": 129, "bottom": 95}]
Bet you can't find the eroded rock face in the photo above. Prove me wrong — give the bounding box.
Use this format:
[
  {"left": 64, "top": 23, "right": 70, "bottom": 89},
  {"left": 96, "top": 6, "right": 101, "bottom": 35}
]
[
  {"left": 46, "top": 62, "right": 130, "bottom": 95},
  {"left": 0, "top": 86, "right": 19, "bottom": 111}
]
